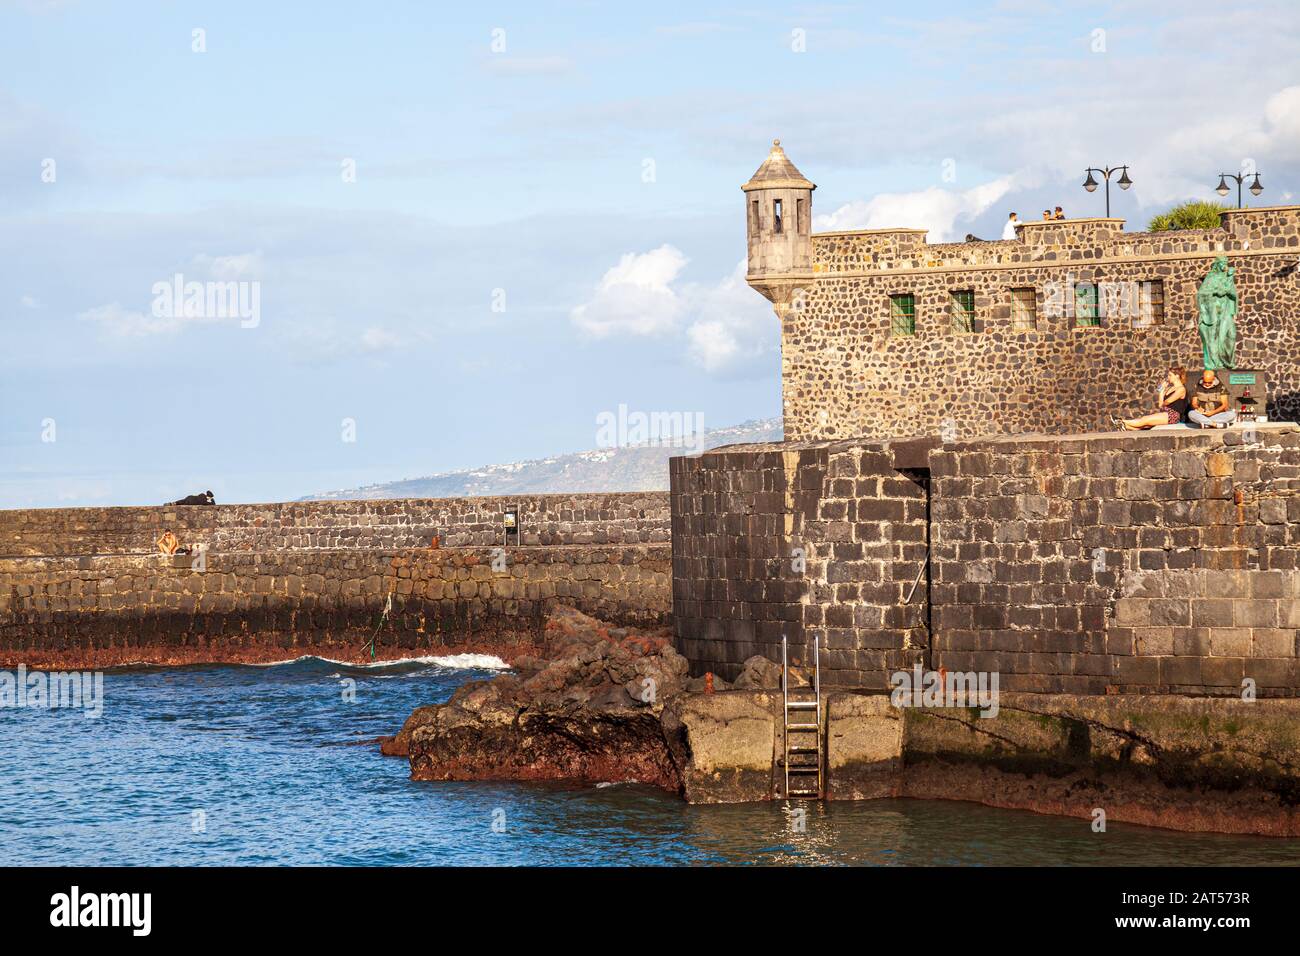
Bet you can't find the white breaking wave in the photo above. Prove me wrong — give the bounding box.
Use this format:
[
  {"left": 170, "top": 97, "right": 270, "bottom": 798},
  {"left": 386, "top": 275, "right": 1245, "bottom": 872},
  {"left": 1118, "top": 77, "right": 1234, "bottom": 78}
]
[
  {"left": 246, "top": 653, "right": 511, "bottom": 670},
  {"left": 398, "top": 653, "right": 510, "bottom": 670}
]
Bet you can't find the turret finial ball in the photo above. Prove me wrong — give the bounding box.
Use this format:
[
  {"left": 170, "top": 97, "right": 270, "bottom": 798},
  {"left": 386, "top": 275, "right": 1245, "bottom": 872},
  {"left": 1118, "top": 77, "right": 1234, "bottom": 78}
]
[{"left": 773, "top": 139, "right": 780, "bottom": 147}]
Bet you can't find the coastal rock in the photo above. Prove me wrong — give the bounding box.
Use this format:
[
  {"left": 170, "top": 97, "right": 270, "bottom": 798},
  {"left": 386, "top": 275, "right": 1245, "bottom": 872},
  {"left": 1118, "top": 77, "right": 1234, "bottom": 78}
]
[
  {"left": 733, "top": 655, "right": 782, "bottom": 690},
  {"left": 402, "top": 605, "right": 689, "bottom": 790},
  {"left": 380, "top": 704, "right": 441, "bottom": 757}
]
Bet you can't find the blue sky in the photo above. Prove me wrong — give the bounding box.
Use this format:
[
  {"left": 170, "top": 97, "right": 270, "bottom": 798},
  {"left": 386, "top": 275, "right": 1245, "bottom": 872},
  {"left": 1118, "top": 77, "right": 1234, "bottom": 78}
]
[{"left": 2, "top": 0, "right": 1298, "bottom": 507}]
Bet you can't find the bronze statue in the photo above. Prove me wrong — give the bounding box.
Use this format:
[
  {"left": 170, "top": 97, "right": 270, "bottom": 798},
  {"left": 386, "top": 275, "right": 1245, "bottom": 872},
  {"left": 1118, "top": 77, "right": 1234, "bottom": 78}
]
[{"left": 1196, "top": 255, "right": 1238, "bottom": 369}]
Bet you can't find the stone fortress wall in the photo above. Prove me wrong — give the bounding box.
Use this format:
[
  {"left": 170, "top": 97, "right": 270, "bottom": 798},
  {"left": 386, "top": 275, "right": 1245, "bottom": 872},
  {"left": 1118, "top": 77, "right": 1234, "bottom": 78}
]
[
  {"left": 669, "top": 143, "right": 1300, "bottom": 697},
  {"left": 738, "top": 142, "right": 1300, "bottom": 444},
  {"left": 787, "top": 207, "right": 1300, "bottom": 443},
  {"left": 672, "top": 425, "right": 1300, "bottom": 696},
  {"left": 672, "top": 438, "right": 929, "bottom": 684}
]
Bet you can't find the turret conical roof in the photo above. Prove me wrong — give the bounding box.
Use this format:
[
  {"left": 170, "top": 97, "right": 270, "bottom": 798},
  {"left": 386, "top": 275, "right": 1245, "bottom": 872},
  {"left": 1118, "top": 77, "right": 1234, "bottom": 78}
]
[{"left": 742, "top": 139, "right": 815, "bottom": 192}]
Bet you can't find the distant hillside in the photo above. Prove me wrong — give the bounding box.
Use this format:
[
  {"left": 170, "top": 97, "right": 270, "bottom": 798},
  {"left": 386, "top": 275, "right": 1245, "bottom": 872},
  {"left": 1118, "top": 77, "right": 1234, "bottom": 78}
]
[{"left": 301, "top": 418, "right": 783, "bottom": 500}]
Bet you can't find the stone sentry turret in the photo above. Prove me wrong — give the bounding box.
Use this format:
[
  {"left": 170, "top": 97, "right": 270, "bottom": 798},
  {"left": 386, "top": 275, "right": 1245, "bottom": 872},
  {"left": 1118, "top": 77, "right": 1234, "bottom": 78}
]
[{"left": 743, "top": 139, "right": 815, "bottom": 319}]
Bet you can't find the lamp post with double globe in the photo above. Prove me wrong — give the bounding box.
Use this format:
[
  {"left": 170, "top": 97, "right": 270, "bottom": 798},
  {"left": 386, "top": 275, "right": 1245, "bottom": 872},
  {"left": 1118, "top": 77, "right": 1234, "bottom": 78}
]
[
  {"left": 1082, "top": 165, "right": 1132, "bottom": 217},
  {"left": 1216, "top": 171, "right": 1263, "bottom": 209}
]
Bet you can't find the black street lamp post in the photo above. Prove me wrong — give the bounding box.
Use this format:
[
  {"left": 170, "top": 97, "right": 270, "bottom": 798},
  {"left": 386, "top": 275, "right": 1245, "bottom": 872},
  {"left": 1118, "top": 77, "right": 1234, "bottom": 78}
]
[
  {"left": 1082, "top": 165, "right": 1132, "bottom": 217},
  {"left": 1216, "top": 171, "right": 1263, "bottom": 209}
]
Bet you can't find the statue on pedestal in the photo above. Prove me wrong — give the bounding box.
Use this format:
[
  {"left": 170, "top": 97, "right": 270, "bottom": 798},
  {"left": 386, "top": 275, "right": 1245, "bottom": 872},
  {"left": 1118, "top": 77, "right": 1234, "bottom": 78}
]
[{"left": 1196, "top": 255, "right": 1238, "bottom": 369}]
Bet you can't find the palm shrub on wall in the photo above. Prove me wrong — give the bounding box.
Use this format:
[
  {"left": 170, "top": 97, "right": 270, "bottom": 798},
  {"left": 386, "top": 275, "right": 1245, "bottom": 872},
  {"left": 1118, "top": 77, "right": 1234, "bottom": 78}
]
[{"left": 1148, "top": 200, "right": 1231, "bottom": 232}]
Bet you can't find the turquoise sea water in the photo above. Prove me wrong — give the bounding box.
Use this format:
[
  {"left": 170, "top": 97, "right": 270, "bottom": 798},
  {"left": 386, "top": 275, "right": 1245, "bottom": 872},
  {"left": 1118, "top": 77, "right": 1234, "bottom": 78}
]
[{"left": 2, "top": 658, "right": 1298, "bottom": 866}]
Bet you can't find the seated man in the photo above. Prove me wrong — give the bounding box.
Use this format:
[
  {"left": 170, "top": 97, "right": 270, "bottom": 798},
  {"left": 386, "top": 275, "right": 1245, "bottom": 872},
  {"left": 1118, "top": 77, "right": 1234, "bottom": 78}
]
[{"left": 1188, "top": 369, "right": 1237, "bottom": 428}]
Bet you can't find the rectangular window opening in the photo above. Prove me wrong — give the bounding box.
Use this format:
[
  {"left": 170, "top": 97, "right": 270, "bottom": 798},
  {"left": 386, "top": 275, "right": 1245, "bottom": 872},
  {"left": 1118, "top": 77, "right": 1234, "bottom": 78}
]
[
  {"left": 1074, "top": 282, "right": 1100, "bottom": 328},
  {"left": 890, "top": 293, "right": 916, "bottom": 336},
  {"left": 950, "top": 289, "right": 977, "bottom": 333},
  {"left": 1137, "top": 279, "right": 1164, "bottom": 329},
  {"left": 1011, "top": 287, "right": 1038, "bottom": 332},
  {"left": 773, "top": 198, "right": 783, "bottom": 234}
]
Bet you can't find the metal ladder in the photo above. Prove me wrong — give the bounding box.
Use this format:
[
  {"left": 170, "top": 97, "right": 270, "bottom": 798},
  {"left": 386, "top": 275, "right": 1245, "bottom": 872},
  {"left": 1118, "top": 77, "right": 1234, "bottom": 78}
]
[{"left": 781, "top": 635, "right": 823, "bottom": 799}]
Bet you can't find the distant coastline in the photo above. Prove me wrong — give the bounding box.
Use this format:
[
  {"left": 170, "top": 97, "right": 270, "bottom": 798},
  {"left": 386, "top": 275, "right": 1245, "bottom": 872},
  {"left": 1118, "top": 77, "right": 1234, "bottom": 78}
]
[{"left": 299, "top": 418, "right": 782, "bottom": 501}]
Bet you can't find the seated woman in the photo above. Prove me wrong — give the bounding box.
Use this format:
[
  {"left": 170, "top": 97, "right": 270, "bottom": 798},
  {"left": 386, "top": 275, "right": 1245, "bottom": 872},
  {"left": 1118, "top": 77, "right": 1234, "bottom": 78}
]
[
  {"left": 156, "top": 530, "right": 180, "bottom": 555},
  {"left": 1115, "top": 367, "right": 1188, "bottom": 431}
]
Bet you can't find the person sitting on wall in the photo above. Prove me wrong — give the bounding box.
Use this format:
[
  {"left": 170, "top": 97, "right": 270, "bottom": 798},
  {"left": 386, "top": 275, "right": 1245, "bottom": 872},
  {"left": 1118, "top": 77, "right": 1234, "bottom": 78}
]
[
  {"left": 1042, "top": 209, "right": 1052, "bottom": 220},
  {"left": 1115, "top": 366, "right": 1188, "bottom": 431},
  {"left": 157, "top": 530, "right": 180, "bottom": 555},
  {"left": 1188, "top": 369, "right": 1237, "bottom": 428},
  {"left": 1053, "top": 206, "right": 1065, "bottom": 220},
  {"left": 170, "top": 490, "right": 216, "bottom": 506}
]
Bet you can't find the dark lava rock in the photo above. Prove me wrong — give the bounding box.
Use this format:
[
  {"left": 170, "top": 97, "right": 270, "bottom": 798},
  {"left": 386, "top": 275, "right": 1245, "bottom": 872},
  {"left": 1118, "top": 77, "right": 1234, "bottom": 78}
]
[{"left": 396, "top": 605, "right": 692, "bottom": 791}]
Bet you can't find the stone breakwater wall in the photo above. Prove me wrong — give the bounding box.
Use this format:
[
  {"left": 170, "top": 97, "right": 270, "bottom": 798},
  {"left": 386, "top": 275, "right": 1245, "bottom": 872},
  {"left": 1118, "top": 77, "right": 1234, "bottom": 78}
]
[
  {"left": 0, "top": 492, "right": 670, "bottom": 558},
  {"left": 0, "top": 545, "right": 670, "bottom": 667},
  {"left": 672, "top": 424, "right": 1300, "bottom": 695}
]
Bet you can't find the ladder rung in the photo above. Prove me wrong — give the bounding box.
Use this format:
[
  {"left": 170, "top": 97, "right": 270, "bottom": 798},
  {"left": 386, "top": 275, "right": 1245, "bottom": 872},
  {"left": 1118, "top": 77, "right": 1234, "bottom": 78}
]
[
  {"left": 786, "top": 700, "right": 818, "bottom": 710},
  {"left": 788, "top": 766, "right": 820, "bottom": 773},
  {"left": 788, "top": 790, "right": 820, "bottom": 797},
  {"left": 785, "top": 723, "right": 819, "bottom": 731},
  {"left": 788, "top": 745, "right": 818, "bottom": 753}
]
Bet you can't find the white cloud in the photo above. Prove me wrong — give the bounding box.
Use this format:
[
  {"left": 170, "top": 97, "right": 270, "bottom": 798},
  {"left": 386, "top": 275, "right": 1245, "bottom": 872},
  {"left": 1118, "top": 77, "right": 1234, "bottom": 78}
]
[
  {"left": 574, "top": 250, "right": 775, "bottom": 375},
  {"left": 1263, "top": 85, "right": 1300, "bottom": 150},
  {"left": 78, "top": 302, "right": 182, "bottom": 336},
  {"left": 570, "top": 244, "right": 689, "bottom": 337},
  {"left": 815, "top": 177, "right": 1016, "bottom": 242},
  {"left": 20, "top": 295, "right": 40, "bottom": 309},
  {"left": 685, "top": 260, "right": 774, "bottom": 373}
]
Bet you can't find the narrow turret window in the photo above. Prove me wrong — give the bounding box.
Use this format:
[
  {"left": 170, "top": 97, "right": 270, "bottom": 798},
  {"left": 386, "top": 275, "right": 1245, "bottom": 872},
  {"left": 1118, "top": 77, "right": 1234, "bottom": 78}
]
[
  {"left": 797, "top": 198, "right": 807, "bottom": 235},
  {"left": 750, "top": 199, "right": 760, "bottom": 234},
  {"left": 773, "top": 199, "right": 783, "bottom": 234}
]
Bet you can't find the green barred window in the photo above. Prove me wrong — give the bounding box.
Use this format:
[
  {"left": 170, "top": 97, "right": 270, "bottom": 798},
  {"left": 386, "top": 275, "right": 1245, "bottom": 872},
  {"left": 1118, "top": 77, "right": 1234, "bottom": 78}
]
[
  {"left": 890, "top": 293, "right": 916, "bottom": 335},
  {"left": 1011, "top": 288, "right": 1037, "bottom": 331},
  {"left": 1075, "top": 282, "right": 1100, "bottom": 327},
  {"left": 950, "top": 289, "right": 976, "bottom": 333}
]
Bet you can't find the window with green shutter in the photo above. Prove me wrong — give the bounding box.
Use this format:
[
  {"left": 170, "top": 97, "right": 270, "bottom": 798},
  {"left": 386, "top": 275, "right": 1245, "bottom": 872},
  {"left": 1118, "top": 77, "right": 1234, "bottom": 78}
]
[
  {"left": 1075, "top": 282, "right": 1100, "bottom": 327},
  {"left": 950, "top": 289, "right": 976, "bottom": 333},
  {"left": 890, "top": 293, "right": 916, "bottom": 335}
]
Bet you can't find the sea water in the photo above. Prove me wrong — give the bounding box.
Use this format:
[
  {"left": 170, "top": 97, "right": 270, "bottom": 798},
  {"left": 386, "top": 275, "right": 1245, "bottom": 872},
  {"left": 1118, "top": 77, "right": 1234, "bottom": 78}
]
[{"left": 2, "top": 658, "right": 1298, "bottom": 866}]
